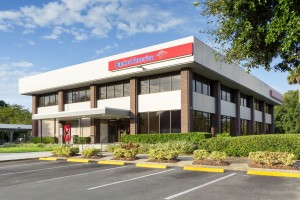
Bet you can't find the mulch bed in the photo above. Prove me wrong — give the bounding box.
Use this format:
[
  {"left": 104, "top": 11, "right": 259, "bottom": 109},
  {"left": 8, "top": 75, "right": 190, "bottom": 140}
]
[
  {"left": 82, "top": 155, "right": 104, "bottom": 159},
  {"left": 193, "top": 159, "right": 230, "bottom": 166},
  {"left": 147, "top": 159, "right": 180, "bottom": 163},
  {"left": 249, "top": 163, "right": 300, "bottom": 170}
]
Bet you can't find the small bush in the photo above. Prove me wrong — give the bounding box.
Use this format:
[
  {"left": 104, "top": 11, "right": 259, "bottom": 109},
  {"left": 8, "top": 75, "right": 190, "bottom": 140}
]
[
  {"left": 72, "top": 136, "right": 91, "bottom": 144},
  {"left": 30, "top": 137, "right": 58, "bottom": 144},
  {"left": 82, "top": 148, "right": 101, "bottom": 157},
  {"left": 52, "top": 146, "right": 79, "bottom": 157},
  {"left": 112, "top": 143, "right": 139, "bottom": 159},
  {"left": 148, "top": 147, "right": 179, "bottom": 160},
  {"left": 210, "top": 151, "right": 227, "bottom": 161},
  {"left": 106, "top": 144, "right": 120, "bottom": 153},
  {"left": 121, "top": 132, "right": 211, "bottom": 144},
  {"left": 249, "top": 151, "right": 296, "bottom": 166},
  {"left": 193, "top": 149, "right": 210, "bottom": 160},
  {"left": 138, "top": 141, "right": 196, "bottom": 155},
  {"left": 216, "top": 132, "right": 231, "bottom": 138}
]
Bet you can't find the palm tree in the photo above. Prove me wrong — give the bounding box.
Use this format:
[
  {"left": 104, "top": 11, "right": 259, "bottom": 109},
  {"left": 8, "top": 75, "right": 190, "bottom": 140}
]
[{"left": 287, "top": 68, "right": 300, "bottom": 133}]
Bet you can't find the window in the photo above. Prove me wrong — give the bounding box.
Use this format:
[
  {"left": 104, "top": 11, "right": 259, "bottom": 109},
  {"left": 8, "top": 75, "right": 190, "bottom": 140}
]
[
  {"left": 221, "top": 115, "right": 235, "bottom": 135},
  {"left": 64, "top": 87, "right": 90, "bottom": 104},
  {"left": 139, "top": 72, "right": 181, "bottom": 94},
  {"left": 266, "top": 123, "right": 272, "bottom": 134},
  {"left": 254, "top": 121, "right": 262, "bottom": 134},
  {"left": 240, "top": 93, "right": 249, "bottom": 107},
  {"left": 265, "top": 104, "right": 272, "bottom": 114},
  {"left": 240, "top": 119, "right": 249, "bottom": 135},
  {"left": 192, "top": 73, "right": 212, "bottom": 96},
  {"left": 99, "top": 80, "right": 130, "bottom": 99},
  {"left": 192, "top": 111, "right": 211, "bottom": 132},
  {"left": 39, "top": 93, "right": 58, "bottom": 107},
  {"left": 221, "top": 85, "right": 233, "bottom": 102},
  {"left": 139, "top": 110, "right": 181, "bottom": 134},
  {"left": 254, "top": 99, "right": 262, "bottom": 111}
]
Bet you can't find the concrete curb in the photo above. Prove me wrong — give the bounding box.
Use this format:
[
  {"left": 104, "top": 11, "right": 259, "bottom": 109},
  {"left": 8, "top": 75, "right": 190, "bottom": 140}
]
[
  {"left": 136, "top": 163, "right": 168, "bottom": 169},
  {"left": 66, "top": 158, "right": 90, "bottom": 163},
  {"left": 183, "top": 166, "right": 224, "bottom": 173},
  {"left": 247, "top": 170, "right": 300, "bottom": 178},
  {"left": 39, "top": 157, "right": 58, "bottom": 161},
  {"left": 98, "top": 160, "right": 126, "bottom": 165}
]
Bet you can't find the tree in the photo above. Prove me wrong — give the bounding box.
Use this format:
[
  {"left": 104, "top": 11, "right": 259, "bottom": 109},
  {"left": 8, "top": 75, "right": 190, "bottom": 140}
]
[
  {"left": 0, "top": 101, "right": 31, "bottom": 124},
  {"left": 274, "top": 90, "right": 299, "bottom": 133},
  {"left": 193, "top": 0, "right": 300, "bottom": 72}
]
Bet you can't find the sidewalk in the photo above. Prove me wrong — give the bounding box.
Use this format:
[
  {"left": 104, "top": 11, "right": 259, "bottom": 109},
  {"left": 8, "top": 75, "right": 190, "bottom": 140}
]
[{"left": 0, "top": 151, "right": 52, "bottom": 162}]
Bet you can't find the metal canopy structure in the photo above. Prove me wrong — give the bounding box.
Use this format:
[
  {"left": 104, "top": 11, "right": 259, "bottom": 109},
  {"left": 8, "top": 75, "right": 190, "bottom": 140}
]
[{"left": 0, "top": 124, "right": 32, "bottom": 130}]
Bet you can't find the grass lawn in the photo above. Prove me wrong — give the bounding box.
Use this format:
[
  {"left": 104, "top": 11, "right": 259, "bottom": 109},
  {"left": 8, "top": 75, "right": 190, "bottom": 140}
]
[{"left": 0, "top": 144, "right": 56, "bottom": 153}]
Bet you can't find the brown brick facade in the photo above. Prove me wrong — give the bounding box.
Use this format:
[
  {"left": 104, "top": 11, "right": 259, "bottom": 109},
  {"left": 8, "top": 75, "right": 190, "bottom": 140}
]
[
  {"left": 181, "top": 68, "right": 192, "bottom": 133},
  {"left": 234, "top": 90, "right": 241, "bottom": 136},
  {"left": 90, "top": 85, "right": 100, "bottom": 143},
  {"left": 211, "top": 81, "right": 221, "bottom": 135},
  {"left": 248, "top": 96, "right": 255, "bottom": 134},
  {"left": 32, "top": 95, "right": 38, "bottom": 137},
  {"left": 130, "top": 78, "right": 138, "bottom": 134},
  {"left": 261, "top": 101, "right": 266, "bottom": 134}
]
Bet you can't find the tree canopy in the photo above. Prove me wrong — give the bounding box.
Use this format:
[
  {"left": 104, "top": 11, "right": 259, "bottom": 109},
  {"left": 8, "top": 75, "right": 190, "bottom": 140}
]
[
  {"left": 274, "top": 90, "right": 299, "bottom": 133},
  {"left": 0, "top": 100, "right": 31, "bottom": 124},
  {"left": 194, "top": 0, "right": 300, "bottom": 72}
]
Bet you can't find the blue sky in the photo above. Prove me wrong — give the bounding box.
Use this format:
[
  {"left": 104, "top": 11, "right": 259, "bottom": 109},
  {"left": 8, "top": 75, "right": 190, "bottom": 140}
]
[{"left": 0, "top": 0, "right": 297, "bottom": 110}]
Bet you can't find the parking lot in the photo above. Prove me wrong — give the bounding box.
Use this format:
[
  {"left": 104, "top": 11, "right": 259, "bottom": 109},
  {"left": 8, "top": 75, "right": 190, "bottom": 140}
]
[{"left": 0, "top": 159, "right": 299, "bottom": 200}]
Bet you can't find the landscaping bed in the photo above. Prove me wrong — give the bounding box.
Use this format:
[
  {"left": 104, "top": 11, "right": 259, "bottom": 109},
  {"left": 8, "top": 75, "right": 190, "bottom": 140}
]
[
  {"left": 249, "top": 163, "right": 299, "bottom": 170},
  {"left": 148, "top": 159, "right": 179, "bottom": 163},
  {"left": 192, "top": 160, "right": 230, "bottom": 166}
]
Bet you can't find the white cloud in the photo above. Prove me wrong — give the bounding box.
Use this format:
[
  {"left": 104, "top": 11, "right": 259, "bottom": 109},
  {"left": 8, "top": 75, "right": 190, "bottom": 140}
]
[
  {"left": 0, "top": 61, "right": 33, "bottom": 68},
  {"left": 95, "top": 43, "right": 118, "bottom": 55},
  {"left": 0, "top": 0, "right": 185, "bottom": 41}
]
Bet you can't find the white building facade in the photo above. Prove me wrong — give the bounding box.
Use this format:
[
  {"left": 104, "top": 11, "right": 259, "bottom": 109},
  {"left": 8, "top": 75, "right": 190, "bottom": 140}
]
[{"left": 19, "top": 36, "right": 283, "bottom": 143}]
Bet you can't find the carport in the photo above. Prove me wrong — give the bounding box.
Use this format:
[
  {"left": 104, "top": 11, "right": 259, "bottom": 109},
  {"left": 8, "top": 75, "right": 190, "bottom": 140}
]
[{"left": 0, "top": 124, "right": 32, "bottom": 144}]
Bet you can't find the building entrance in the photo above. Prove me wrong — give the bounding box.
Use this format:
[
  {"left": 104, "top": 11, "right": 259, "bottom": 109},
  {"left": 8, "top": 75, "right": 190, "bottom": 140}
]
[{"left": 108, "top": 119, "right": 130, "bottom": 143}]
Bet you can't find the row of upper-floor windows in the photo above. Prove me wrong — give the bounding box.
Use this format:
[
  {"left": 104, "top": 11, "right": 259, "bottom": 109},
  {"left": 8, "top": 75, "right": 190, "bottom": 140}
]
[
  {"left": 65, "top": 87, "right": 90, "bottom": 104},
  {"left": 140, "top": 72, "right": 181, "bottom": 94},
  {"left": 99, "top": 80, "right": 130, "bottom": 100},
  {"left": 192, "top": 73, "right": 212, "bottom": 96},
  {"left": 39, "top": 93, "right": 58, "bottom": 107}
]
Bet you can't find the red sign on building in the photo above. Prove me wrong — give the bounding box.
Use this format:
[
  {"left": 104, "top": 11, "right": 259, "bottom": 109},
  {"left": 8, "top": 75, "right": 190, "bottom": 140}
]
[{"left": 108, "top": 43, "right": 193, "bottom": 71}]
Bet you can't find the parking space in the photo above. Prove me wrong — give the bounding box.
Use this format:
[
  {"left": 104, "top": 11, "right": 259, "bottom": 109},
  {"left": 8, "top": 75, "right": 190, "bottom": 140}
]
[{"left": 0, "top": 160, "right": 299, "bottom": 200}]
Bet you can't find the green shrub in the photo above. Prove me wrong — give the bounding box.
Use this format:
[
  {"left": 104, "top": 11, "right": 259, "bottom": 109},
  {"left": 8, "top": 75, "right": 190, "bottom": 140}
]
[
  {"left": 121, "top": 132, "right": 211, "bottom": 144},
  {"left": 249, "top": 151, "right": 296, "bottom": 166},
  {"left": 148, "top": 147, "right": 179, "bottom": 160},
  {"left": 82, "top": 148, "right": 101, "bottom": 157},
  {"left": 52, "top": 146, "right": 79, "bottom": 157},
  {"left": 216, "top": 132, "right": 231, "bottom": 138},
  {"left": 193, "top": 149, "right": 210, "bottom": 160},
  {"left": 210, "top": 151, "right": 227, "bottom": 161},
  {"left": 30, "top": 137, "right": 58, "bottom": 144},
  {"left": 138, "top": 143, "right": 152, "bottom": 154},
  {"left": 112, "top": 143, "right": 139, "bottom": 159},
  {"left": 198, "top": 134, "right": 300, "bottom": 159},
  {"left": 72, "top": 136, "right": 91, "bottom": 144},
  {"left": 138, "top": 141, "right": 196, "bottom": 155},
  {"left": 106, "top": 144, "right": 120, "bottom": 153}
]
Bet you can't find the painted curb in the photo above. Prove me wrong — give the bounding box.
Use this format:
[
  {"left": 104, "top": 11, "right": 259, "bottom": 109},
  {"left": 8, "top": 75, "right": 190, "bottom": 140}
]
[
  {"left": 39, "top": 157, "right": 58, "bottom": 161},
  {"left": 247, "top": 170, "right": 300, "bottom": 178},
  {"left": 183, "top": 166, "right": 224, "bottom": 173},
  {"left": 67, "top": 158, "right": 90, "bottom": 163},
  {"left": 136, "top": 163, "right": 167, "bottom": 169},
  {"left": 98, "top": 160, "right": 126, "bottom": 166}
]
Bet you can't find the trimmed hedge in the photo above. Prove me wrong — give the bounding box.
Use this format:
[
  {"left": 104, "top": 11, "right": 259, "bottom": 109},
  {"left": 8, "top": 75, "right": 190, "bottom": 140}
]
[
  {"left": 73, "top": 136, "right": 91, "bottom": 144},
  {"left": 30, "top": 137, "right": 58, "bottom": 144},
  {"left": 121, "top": 132, "right": 212, "bottom": 144},
  {"left": 198, "top": 134, "right": 300, "bottom": 159}
]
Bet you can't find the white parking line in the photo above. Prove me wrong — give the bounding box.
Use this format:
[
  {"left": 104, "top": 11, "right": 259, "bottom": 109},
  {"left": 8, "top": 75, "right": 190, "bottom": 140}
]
[
  {"left": 164, "top": 173, "right": 237, "bottom": 200},
  {"left": 0, "top": 163, "right": 87, "bottom": 176},
  {"left": 37, "top": 165, "right": 130, "bottom": 183},
  {"left": 87, "top": 169, "right": 176, "bottom": 190}
]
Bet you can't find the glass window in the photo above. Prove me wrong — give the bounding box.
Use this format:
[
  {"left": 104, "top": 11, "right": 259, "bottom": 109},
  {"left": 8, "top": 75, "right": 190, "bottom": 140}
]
[
  {"left": 149, "top": 76, "right": 159, "bottom": 93},
  {"left": 49, "top": 94, "right": 56, "bottom": 105},
  {"left": 192, "top": 74, "right": 196, "bottom": 92},
  {"left": 171, "top": 110, "right": 181, "bottom": 133},
  {"left": 100, "top": 86, "right": 106, "bottom": 99},
  {"left": 79, "top": 89, "right": 86, "bottom": 102},
  {"left": 44, "top": 96, "right": 50, "bottom": 106},
  {"left": 149, "top": 112, "right": 159, "bottom": 133},
  {"left": 196, "top": 75, "right": 202, "bottom": 93},
  {"left": 86, "top": 89, "right": 90, "bottom": 101},
  {"left": 72, "top": 89, "right": 79, "bottom": 103},
  {"left": 160, "top": 75, "right": 170, "bottom": 92},
  {"left": 106, "top": 84, "right": 114, "bottom": 99},
  {"left": 65, "top": 90, "right": 72, "bottom": 104},
  {"left": 39, "top": 96, "right": 45, "bottom": 107},
  {"left": 160, "top": 111, "right": 170, "bottom": 133},
  {"left": 171, "top": 73, "right": 181, "bottom": 91},
  {"left": 114, "top": 82, "right": 123, "bottom": 98},
  {"left": 139, "top": 113, "right": 148, "bottom": 134},
  {"left": 140, "top": 78, "right": 149, "bottom": 94},
  {"left": 123, "top": 81, "right": 130, "bottom": 97}
]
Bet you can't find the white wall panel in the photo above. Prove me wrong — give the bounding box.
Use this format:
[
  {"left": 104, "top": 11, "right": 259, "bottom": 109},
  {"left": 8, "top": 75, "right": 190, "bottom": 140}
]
[
  {"left": 240, "top": 106, "right": 251, "bottom": 120},
  {"left": 97, "top": 97, "right": 130, "bottom": 110},
  {"left": 192, "top": 92, "right": 215, "bottom": 113},
  {"left": 221, "top": 100, "right": 236, "bottom": 117},
  {"left": 265, "top": 113, "right": 272, "bottom": 124},
  {"left": 64, "top": 102, "right": 90, "bottom": 111},
  {"left": 255, "top": 110, "right": 263, "bottom": 122},
  {"left": 138, "top": 91, "right": 181, "bottom": 112},
  {"left": 38, "top": 105, "right": 58, "bottom": 114}
]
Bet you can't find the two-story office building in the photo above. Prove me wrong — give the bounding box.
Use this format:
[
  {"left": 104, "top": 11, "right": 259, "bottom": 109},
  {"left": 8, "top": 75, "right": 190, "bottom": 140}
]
[{"left": 19, "top": 36, "right": 283, "bottom": 143}]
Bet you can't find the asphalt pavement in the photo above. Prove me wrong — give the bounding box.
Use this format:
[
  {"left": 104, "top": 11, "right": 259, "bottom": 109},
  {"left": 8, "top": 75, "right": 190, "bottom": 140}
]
[{"left": 0, "top": 159, "right": 299, "bottom": 200}]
